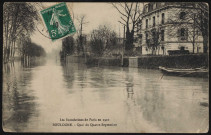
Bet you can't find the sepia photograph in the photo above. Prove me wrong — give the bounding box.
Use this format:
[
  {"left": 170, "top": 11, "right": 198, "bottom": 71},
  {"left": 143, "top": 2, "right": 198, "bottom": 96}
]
[{"left": 2, "top": 1, "right": 209, "bottom": 133}]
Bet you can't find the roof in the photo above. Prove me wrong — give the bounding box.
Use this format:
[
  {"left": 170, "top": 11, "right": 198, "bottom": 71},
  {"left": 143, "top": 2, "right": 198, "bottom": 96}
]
[{"left": 142, "top": 2, "right": 199, "bottom": 17}]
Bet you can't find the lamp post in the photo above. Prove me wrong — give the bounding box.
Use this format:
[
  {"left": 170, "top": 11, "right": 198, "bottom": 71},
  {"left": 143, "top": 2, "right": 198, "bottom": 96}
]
[{"left": 84, "top": 36, "right": 87, "bottom": 63}]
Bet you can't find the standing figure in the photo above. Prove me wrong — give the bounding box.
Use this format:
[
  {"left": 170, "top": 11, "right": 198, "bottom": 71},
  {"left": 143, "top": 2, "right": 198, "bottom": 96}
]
[{"left": 50, "top": 8, "right": 69, "bottom": 36}]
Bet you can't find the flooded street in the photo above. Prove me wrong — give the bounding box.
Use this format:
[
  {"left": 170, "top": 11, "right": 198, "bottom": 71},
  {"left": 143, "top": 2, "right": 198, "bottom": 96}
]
[{"left": 2, "top": 57, "right": 209, "bottom": 133}]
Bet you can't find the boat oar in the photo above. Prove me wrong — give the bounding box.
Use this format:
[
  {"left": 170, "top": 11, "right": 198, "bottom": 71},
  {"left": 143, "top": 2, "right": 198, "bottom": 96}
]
[
  {"left": 158, "top": 67, "right": 165, "bottom": 80},
  {"left": 159, "top": 73, "right": 164, "bottom": 80}
]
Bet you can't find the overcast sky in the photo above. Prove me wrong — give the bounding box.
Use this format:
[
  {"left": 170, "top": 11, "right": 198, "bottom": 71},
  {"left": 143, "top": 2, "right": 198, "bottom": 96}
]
[
  {"left": 73, "top": 3, "right": 121, "bottom": 34},
  {"left": 31, "top": 2, "right": 123, "bottom": 53}
]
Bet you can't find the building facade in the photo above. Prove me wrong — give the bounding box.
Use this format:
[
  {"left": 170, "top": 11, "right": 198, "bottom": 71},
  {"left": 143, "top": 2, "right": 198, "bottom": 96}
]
[{"left": 138, "top": 2, "right": 204, "bottom": 55}]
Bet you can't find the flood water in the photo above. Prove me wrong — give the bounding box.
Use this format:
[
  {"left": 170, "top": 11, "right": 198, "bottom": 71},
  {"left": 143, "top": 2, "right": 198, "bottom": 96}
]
[{"left": 2, "top": 57, "right": 209, "bottom": 133}]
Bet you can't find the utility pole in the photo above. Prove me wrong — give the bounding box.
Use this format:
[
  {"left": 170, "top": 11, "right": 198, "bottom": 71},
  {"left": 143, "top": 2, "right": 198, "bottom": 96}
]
[
  {"left": 80, "top": 22, "right": 83, "bottom": 55},
  {"left": 119, "top": 23, "right": 120, "bottom": 38},
  {"left": 121, "top": 25, "right": 126, "bottom": 66},
  {"left": 193, "top": 13, "right": 195, "bottom": 54},
  {"left": 84, "top": 36, "right": 87, "bottom": 63}
]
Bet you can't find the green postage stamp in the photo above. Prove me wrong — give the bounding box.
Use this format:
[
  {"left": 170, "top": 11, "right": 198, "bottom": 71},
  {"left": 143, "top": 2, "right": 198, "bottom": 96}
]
[{"left": 40, "top": 2, "right": 76, "bottom": 41}]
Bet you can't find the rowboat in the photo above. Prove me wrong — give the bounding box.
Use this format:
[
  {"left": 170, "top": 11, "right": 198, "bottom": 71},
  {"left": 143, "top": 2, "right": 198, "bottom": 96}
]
[{"left": 159, "top": 66, "right": 208, "bottom": 77}]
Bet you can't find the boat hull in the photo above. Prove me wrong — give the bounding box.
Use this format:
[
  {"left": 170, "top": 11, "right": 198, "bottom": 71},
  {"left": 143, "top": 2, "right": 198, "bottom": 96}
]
[{"left": 159, "top": 66, "right": 209, "bottom": 78}]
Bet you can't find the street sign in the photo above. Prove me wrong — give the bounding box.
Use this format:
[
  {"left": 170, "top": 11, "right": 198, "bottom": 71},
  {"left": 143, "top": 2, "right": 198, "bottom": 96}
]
[{"left": 40, "top": 2, "right": 76, "bottom": 41}]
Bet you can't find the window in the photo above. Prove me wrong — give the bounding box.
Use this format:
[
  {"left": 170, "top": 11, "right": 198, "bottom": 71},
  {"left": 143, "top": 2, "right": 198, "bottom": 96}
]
[
  {"left": 140, "top": 34, "right": 142, "bottom": 44},
  {"left": 196, "top": 29, "right": 202, "bottom": 36},
  {"left": 153, "top": 16, "right": 155, "bottom": 27},
  {"left": 146, "top": 33, "right": 150, "bottom": 45},
  {"left": 180, "top": 46, "right": 185, "bottom": 50},
  {"left": 152, "top": 31, "right": 156, "bottom": 38},
  {"left": 146, "top": 19, "right": 148, "bottom": 28},
  {"left": 181, "top": 28, "right": 185, "bottom": 37},
  {"left": 148, "top": 4, "right": 153, "bottom": 12},
  {"left": 161, "top": 30, "right": 165, "bottom": 41},
  {"left": 179, "top": 28, "right": 188, "bottom": 40},
  {"left": 145, "top": 5, "right": 148, "bottom": 13},
  {"left": 161, "top": 13, "right": 165, "bottom": 24},
  {"left": 180, "top": 12, "right": 186, "bottom": 19},
  {"left": 146, "top": 33, "right": 148, "bottom": 41},
  {"left": 153, "top": 3, "right": 156, "bottom": 9},
  {"left": 161, "top": 46, "right": 164, "bottom": 50}
]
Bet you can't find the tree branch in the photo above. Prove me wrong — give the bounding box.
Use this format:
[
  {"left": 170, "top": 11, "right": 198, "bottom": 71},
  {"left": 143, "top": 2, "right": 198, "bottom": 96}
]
[
  {"left": 118, "top": 21, "right": 126, "bottom": 26},
  {"left": 112, "top": 3, "right": 128, "bottom": 18}
]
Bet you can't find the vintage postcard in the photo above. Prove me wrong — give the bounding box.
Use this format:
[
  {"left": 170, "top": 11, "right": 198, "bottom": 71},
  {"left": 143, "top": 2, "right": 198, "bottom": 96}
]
[{"left": 2, "top": 2, "right": 209, "bottom": 133}]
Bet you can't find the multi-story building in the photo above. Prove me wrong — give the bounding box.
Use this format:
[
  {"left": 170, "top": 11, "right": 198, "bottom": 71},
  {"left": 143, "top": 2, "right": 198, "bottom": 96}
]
[{"left": 138, "top": 2, "right": 204, "bottom": 55}]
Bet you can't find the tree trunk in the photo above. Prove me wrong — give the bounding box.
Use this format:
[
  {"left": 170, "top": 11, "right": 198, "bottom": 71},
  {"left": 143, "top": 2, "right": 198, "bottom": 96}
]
[
  {"left": 10, "top": 40, "right": 14, "bottom": 58},
  {"left": 202, "top": 34, "right": 208, "bottom": 53},
  {"left": 158, "top": 47, "right": 160, "bottom": 55},
  {"left": 12, "top": 41, "right": 16, "bottom": 58},
  {"left": 192, "top": 43, "right": 195, "bottom": 53},
  {"left": 7, "top": 45, "right": 11, "bottom": 62},
  {"left": 4, "top": 16, "right": 9, "bottom": 63},
  {"left": 125, "top": 29, "right": 134, "bottom": 51}
]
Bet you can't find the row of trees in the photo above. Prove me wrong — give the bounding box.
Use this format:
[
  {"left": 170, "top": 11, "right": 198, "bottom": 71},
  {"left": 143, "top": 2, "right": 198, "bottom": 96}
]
[
  {"left": 60, "top": 11, "right": 121, "bottom": 58},
  {"left": 60, "top": 24, "right": 120, "bottom": 58},
  {"left": 19, "top": 39, "right": 46, "bottom": 57},
  {"left": 3, "top": 2, "right": 44, "bottom": 63}
]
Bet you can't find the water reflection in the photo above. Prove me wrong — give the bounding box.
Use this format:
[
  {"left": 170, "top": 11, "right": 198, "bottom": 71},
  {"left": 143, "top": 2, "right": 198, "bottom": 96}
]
[
  {"left": 61, "top": 60, "right": 75, "bottom": 90},
  {"left": 3, "top": 58, "right": 46, "bottom": 132},
  {"left": 2, "top": 57, "right": 209, "bottom": 133},
  {"left": 134, "top": 70, "right": 209, "bottom": 133},
  {"left": 21, "top": 57, "right": 46, "bottom": 68}
]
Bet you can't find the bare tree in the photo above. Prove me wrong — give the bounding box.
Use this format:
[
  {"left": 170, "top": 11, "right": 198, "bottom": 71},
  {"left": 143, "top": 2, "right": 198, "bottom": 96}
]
[
  {"left": 146, "top": 27, "right": 164, "bottom": 55},
  {"left": 76, "top": 14, "right": 89, "bottom": 55},
  {"left": 168, "top": 3, "right": 208, "bottom": 53},
  {"left": 193, "top": 3, "right": 208, "bottom": 53},
  {"left": 112, "top": 2, "right": 143, "bottom": 50},
  {"left": 3, "top": 2, "right": 39, "bottom": 63}
]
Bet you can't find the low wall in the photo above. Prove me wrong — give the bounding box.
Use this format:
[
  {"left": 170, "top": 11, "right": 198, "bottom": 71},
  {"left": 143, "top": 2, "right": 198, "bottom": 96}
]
[
  {"left": 86, "top": 57, "right": 122, "bottom": 66},
  {"left": 137, "top": 54, "right": 208, "bottom": 69},
  {"left": 65, "top": 56, "right": 86, "bottom": 63},
  {"left": 84, "top": 54, "right": 209, "bottom": 69}
]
